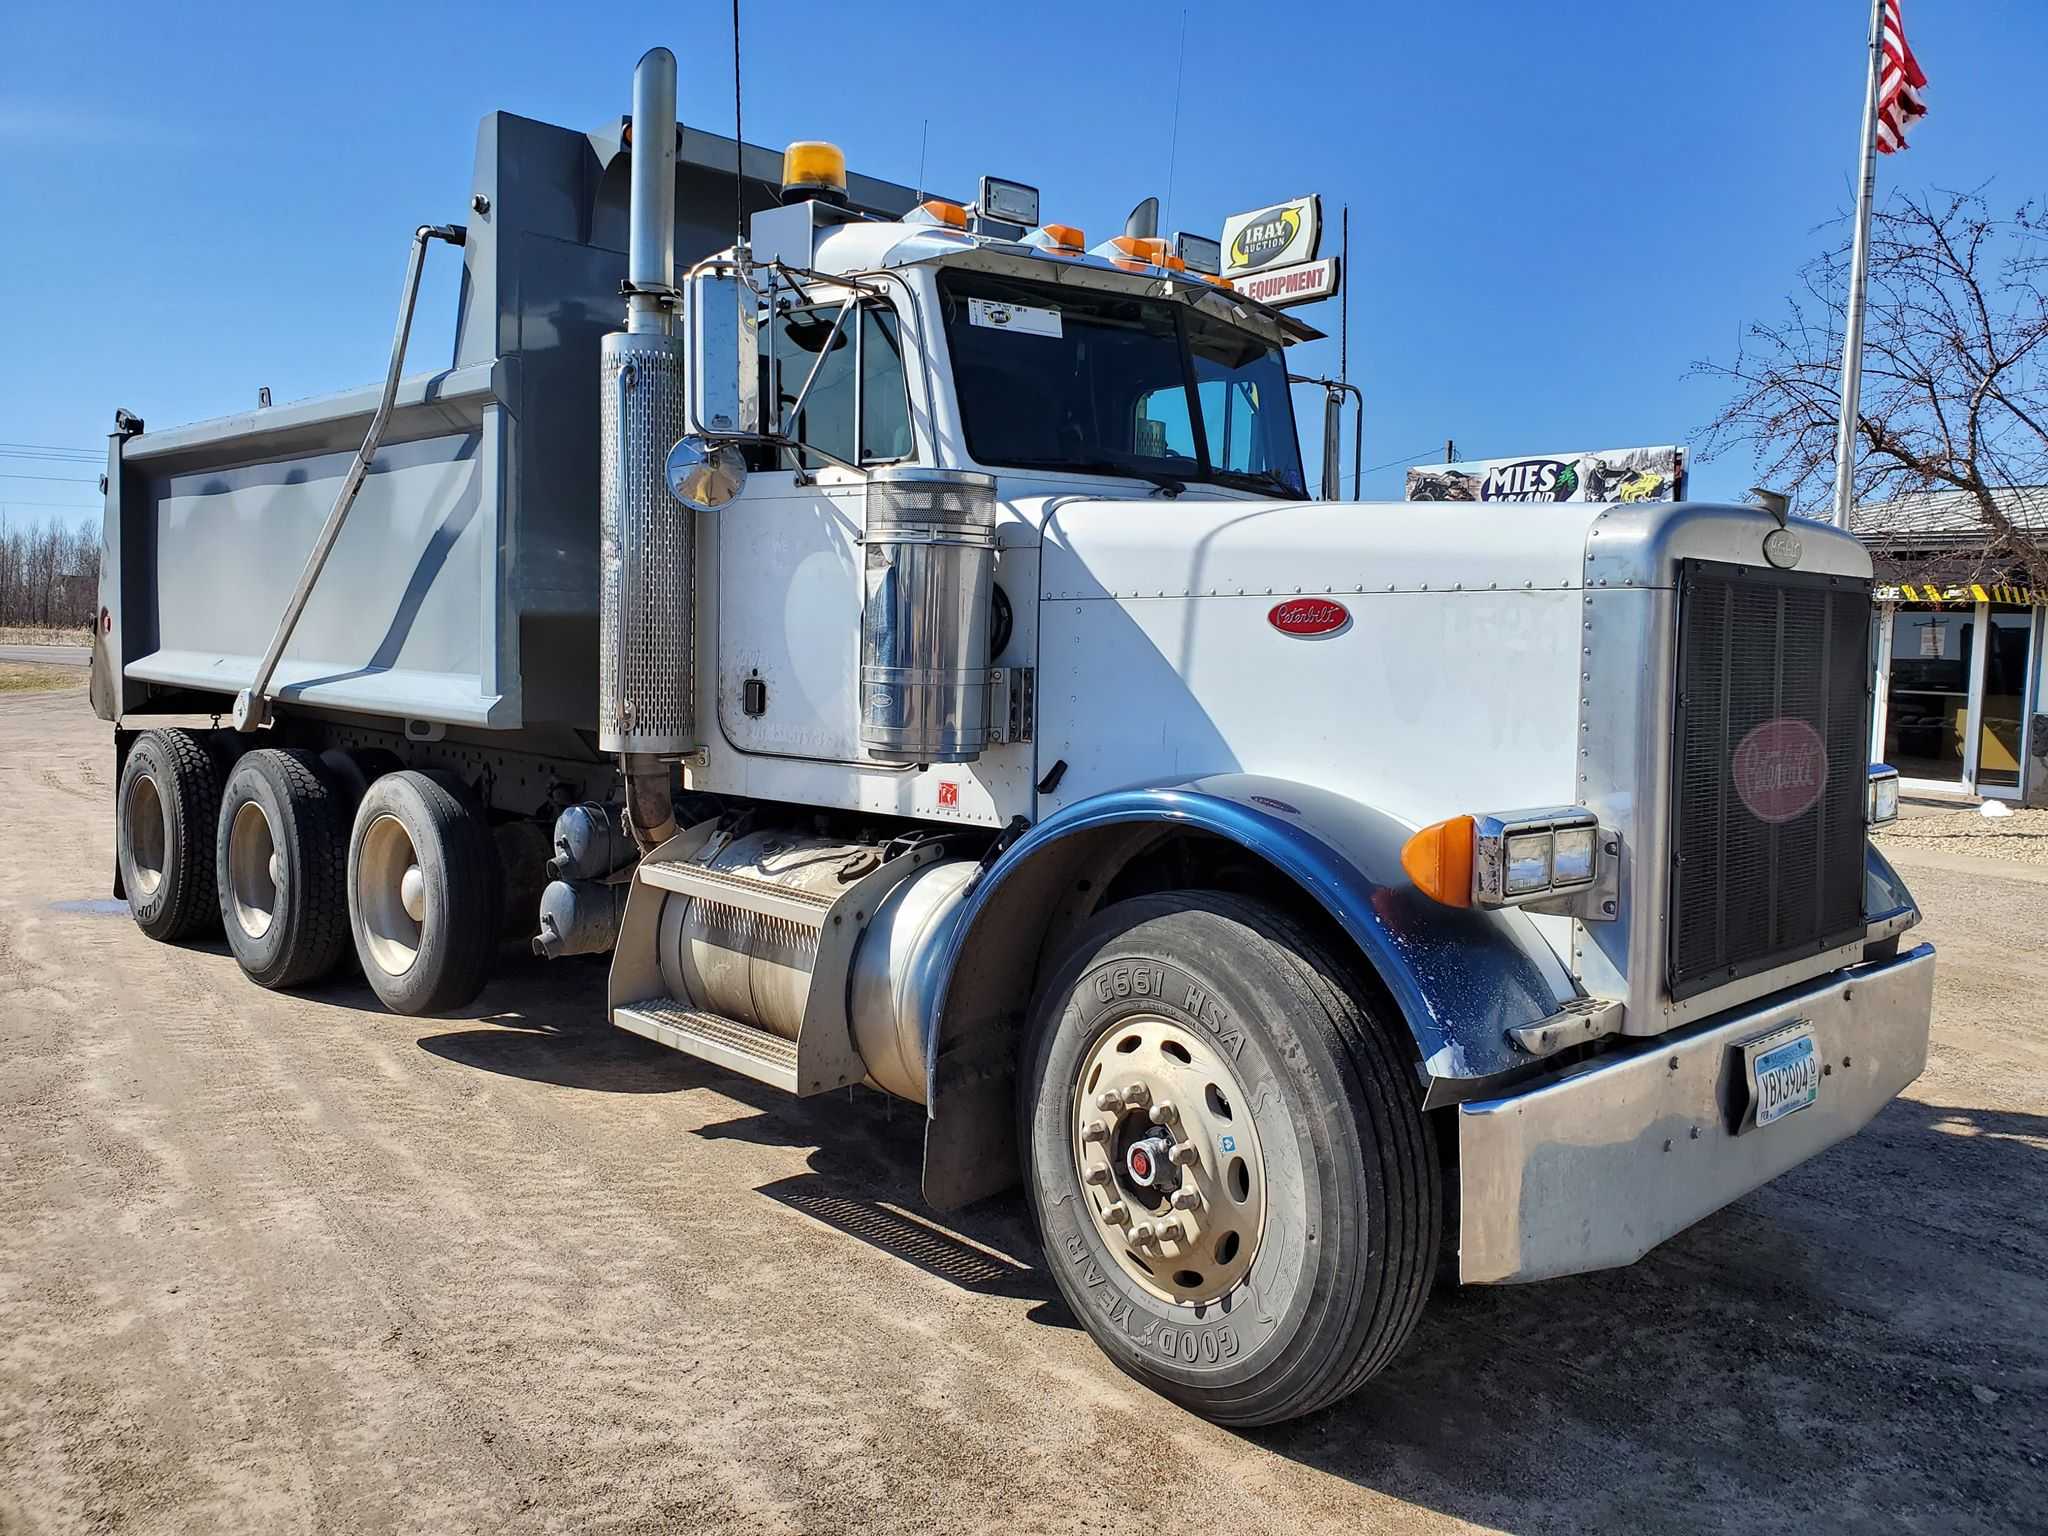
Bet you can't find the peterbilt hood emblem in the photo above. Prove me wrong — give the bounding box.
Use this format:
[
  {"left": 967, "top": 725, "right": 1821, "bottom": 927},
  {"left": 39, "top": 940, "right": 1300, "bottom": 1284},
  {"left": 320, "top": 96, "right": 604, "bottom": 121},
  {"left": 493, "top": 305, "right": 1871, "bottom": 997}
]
[{"left": 1268, "top": 598, "right": 1350, "bottom": 637}]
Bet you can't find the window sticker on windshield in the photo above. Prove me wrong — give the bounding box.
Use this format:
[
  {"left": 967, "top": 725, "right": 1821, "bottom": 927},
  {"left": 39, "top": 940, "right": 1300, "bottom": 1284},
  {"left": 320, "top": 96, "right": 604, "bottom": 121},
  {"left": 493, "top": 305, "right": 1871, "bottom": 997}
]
[{"left": 967, "top": 298, "right": 1062, "bottom": 338}]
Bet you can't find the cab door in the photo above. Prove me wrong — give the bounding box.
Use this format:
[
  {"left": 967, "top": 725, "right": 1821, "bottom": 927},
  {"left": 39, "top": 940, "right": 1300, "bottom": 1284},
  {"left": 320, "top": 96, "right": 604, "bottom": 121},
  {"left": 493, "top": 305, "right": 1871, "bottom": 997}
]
[{"left": 716, "top": 298, "right": 916, "bottom": 761}]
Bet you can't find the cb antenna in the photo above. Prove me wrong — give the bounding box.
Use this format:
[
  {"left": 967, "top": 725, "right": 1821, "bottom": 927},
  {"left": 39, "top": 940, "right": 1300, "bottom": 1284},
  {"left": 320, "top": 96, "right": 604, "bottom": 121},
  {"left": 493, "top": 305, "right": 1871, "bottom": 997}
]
[{"left": 1161, "top": 8, "right": 1189, "bottom": 239}]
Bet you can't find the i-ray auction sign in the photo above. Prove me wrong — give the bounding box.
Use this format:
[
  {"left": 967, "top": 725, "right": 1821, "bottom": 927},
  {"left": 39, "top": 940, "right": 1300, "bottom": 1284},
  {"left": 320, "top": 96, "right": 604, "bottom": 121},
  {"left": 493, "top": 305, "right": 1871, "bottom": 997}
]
[
  {"left": 1219, "top": 195, "right": 1339, "bottom": 309},
  {"left": 1405, "top": 445, "right": 1688, "bottom": 505}
]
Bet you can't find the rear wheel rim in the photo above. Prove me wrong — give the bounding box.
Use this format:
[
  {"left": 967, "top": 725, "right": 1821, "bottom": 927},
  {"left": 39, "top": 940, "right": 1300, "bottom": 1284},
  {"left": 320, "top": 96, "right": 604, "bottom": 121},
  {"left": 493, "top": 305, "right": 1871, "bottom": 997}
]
[
  {"left": 126, "top": 772, "right": 167, "bottom": 898},
  {"left": 358, "top": 813, "right": 423, "bottom": 977},
  {"left": 227, "top": 799, "right": 280, "bottom": 940},
  {"left": 1071, "top": 1013, "right": 1268, "bottom": 1308}
]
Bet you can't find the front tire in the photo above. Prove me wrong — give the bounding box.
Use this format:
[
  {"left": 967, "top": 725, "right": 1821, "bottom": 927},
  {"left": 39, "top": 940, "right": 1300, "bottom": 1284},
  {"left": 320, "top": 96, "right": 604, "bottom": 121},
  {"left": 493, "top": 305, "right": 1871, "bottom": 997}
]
[
  {"left": 1020, "top": 891, "right": 1438, "bottom": 1426},
  {"left": 347, "top": 770, "right": 497, "bottom": 1016},
  {"left": 215, "top": 748, "right": 351, "bottom": 989}
]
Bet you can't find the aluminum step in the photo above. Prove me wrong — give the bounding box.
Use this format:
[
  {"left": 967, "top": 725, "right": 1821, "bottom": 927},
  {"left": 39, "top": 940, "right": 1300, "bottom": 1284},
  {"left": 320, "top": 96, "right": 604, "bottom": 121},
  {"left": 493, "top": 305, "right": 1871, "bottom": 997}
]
[
  {"left": 636, "top": 858, "right": 837, "bottom": 928},
  {"left": 613, "top": 997, "right": 799, "bottom": 1093}
]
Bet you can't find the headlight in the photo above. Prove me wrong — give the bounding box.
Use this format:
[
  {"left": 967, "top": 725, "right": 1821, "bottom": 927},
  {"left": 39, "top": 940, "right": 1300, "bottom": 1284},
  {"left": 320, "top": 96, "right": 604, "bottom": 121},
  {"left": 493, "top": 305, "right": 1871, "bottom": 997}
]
[
  {"left": 1503, "top": 832, "right": 1553, "bottom": 895},
  {"left": 1868, "top": 765, "right": 1900, "bottom": 827},
  {"left": 1403, "top": 806, "right": 1608, "bottom": 911},
  {"left": 1552, "top": 825, "right": 1598, "bottom": 887}
]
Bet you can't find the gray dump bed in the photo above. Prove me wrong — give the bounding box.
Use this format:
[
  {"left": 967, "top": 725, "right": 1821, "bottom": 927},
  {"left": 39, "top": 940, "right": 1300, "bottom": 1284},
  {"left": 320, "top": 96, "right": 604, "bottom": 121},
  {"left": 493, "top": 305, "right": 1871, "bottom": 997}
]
[{"left": 97, "top": 112, "right": 915, "bottom": 731}]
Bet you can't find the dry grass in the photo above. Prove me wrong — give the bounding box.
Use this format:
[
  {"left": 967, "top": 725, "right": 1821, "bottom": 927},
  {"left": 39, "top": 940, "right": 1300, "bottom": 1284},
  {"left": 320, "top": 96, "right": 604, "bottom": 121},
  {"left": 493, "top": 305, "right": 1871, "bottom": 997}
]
[
  {"left": 0, "top": 662, "right": 81, "bottom": 694},
  {"left": 0, "top": 624, "right": 91, "bottom": 648}
]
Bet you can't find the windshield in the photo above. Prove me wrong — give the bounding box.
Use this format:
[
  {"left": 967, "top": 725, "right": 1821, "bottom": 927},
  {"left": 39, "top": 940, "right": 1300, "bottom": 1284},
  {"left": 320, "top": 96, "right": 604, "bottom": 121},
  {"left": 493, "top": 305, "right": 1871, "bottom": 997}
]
[{"left": 938, "top": 269, "right": 1306, "bottom": 498}]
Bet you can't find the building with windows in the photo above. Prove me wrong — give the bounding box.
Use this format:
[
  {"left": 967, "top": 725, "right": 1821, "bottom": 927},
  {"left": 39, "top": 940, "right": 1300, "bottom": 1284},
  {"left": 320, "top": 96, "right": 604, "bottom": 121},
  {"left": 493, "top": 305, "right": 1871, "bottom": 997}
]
[{"left": 1850, "top": 487, "right": 2048, "bottom": 805}]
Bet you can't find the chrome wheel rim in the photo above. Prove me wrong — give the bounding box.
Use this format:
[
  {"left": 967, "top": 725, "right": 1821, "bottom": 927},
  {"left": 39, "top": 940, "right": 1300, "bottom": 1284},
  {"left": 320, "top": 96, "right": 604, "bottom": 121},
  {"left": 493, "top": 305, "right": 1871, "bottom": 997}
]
[
  {"left": 126, "top": 772, "right": 167, "bottom": 898},
  {"left": 226, "top": 799, "right": 281, "bottom": 941},
  {"left": 1072, "top": 1013, "right": 1268, "bottom": 1308},
  {"left": 358, "top": 813, "right": 423, "bottom": 977}
]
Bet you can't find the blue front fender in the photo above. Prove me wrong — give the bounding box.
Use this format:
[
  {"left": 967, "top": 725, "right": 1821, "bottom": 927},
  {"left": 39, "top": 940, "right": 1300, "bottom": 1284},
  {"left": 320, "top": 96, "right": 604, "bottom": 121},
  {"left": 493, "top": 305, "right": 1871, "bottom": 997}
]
[{"left": 930, "top": 773, "right": 1573, "bottom": 1105}]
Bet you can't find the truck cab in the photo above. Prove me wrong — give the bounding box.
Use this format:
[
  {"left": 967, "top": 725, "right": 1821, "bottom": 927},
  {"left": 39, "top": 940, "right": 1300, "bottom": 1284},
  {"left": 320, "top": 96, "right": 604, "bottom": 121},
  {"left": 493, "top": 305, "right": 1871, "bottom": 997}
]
[{"left": 95, "top": 47, "right": 1933, "bottom": 1428}]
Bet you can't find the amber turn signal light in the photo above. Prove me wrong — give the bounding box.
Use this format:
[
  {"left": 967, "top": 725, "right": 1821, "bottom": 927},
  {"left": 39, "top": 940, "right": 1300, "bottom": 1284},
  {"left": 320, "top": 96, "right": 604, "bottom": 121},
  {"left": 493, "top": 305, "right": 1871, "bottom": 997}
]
[{"left": 1401, "top": 816, "right": 1475, "bottom": 908}]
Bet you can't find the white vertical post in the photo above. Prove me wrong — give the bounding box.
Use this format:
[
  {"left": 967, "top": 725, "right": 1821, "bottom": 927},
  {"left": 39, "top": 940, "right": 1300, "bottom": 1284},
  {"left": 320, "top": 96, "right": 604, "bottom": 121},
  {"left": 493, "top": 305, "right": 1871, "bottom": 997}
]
[
  {"left": 1871, "top": 599, "right": 1895, "bottom": 764},
  {"left": 1832, "top": 0, "right": 1886, "bottom": 529}
]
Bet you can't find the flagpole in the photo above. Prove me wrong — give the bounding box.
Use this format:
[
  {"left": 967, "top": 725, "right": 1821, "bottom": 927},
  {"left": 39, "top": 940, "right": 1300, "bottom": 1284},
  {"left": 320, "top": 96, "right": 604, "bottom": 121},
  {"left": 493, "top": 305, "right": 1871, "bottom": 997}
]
[{"left": 1832, "top": 0, "right": 1886, "bottom": 529}]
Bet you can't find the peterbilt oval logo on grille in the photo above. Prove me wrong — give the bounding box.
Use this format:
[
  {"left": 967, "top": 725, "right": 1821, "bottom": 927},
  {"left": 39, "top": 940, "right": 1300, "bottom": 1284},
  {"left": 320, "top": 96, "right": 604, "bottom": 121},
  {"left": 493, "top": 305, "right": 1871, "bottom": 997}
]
[
  {"left": 1733, "top": 718, "right": 1829, "bottom": 823},
  {"left": 1267, "top": 598, "right": 1350, "bottom": 637}
]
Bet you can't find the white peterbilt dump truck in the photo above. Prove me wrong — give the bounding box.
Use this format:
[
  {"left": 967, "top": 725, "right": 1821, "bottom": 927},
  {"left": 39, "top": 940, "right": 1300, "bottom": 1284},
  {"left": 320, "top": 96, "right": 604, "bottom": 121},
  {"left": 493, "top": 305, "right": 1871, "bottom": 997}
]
[{"left": 93, "top": 49, "right": 1933, "bottom": 1425}]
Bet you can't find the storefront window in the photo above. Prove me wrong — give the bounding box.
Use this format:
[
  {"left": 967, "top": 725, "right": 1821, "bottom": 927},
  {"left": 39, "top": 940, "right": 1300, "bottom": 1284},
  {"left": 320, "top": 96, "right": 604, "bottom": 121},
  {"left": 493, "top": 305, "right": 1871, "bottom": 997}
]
[
  {"left": 1885, "top": 608, "right": 1973, "bottom": 783},
  {"left": 1977, "top": 610, "right": 2032, "bottom": 790}
]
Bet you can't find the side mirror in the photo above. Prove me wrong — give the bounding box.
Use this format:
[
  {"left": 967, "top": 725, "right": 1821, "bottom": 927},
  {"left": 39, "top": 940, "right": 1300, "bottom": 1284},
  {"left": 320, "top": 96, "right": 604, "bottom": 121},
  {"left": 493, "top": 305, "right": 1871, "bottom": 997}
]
[
  {"left": 685, "top": 263, "right": 761, "bottom": 437},
  {"left": 666, "top": 436, "right": 749, "bottom": 511}
]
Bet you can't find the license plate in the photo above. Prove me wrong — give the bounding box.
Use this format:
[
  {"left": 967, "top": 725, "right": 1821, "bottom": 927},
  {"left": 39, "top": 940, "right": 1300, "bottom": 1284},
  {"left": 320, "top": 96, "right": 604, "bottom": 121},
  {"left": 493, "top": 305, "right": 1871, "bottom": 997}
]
[{"left": 1749, "top": 1027, "right": 1822, "bottom": 1128}]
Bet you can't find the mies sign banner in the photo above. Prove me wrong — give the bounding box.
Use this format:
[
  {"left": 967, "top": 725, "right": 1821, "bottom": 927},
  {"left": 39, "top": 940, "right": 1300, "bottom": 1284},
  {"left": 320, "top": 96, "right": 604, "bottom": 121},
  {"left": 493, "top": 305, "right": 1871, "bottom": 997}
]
[{"left": 1405, "top": 445, "right": 1687, "bottom": 505}]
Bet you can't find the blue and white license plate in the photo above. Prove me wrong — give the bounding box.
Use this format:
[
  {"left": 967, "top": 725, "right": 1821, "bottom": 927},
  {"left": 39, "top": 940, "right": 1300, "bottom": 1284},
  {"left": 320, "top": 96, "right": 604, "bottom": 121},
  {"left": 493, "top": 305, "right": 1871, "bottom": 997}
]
[{"left": 1751, "top": 1029, "right": 1821, "bottom": 1128}]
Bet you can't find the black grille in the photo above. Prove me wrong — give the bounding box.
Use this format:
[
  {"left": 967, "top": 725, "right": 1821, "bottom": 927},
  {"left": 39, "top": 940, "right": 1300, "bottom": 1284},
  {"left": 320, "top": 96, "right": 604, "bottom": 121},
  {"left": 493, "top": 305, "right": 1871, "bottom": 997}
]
[{"left": 1668, "top": 558, "right": 1870, "bottom": 999}]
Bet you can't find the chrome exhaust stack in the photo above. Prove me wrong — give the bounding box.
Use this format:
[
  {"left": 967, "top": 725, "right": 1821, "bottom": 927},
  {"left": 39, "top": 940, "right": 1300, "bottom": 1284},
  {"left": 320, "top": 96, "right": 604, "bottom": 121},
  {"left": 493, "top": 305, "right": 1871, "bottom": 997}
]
[{"left": 600, "top": 46, "right": 691, "bottom": 848}]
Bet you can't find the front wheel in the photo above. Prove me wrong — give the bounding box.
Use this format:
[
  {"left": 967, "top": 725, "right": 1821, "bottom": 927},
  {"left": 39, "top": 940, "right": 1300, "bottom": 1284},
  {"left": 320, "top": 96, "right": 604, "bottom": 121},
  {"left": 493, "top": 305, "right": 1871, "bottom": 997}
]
[{"left": 1020, "top": 891, "right": 1438, "bottom": 1426}]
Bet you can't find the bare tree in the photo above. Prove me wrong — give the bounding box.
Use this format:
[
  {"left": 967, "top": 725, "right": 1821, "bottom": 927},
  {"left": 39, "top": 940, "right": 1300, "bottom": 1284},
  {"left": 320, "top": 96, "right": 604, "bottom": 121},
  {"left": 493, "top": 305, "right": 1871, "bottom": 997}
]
[
  {"left": 1694, "top": 188, "right": 2048, "bottom": 579},
  {"left": 0, "top": 518, "right": 100, "bottom": 631}
]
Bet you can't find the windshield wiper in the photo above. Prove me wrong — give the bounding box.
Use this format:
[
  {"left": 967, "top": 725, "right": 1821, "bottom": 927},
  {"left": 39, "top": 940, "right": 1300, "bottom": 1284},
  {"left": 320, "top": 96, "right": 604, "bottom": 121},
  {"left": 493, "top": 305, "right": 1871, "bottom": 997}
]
[{"left": 1060, "top": 459, "right": 1187, "bottom": 497}]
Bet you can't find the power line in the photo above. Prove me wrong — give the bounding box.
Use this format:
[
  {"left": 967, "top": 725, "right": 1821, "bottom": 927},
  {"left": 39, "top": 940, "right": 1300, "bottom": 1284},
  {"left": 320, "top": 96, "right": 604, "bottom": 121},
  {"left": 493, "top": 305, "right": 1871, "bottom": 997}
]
[
  {"left": 1359, "top": 446, "right": 1441, "bottom": 476},
  {"left": 0, "top": 441, "right": 98, "bottom": 455},
  {"left": 0, "top": 473, "right": 98, "bottom": 484}
]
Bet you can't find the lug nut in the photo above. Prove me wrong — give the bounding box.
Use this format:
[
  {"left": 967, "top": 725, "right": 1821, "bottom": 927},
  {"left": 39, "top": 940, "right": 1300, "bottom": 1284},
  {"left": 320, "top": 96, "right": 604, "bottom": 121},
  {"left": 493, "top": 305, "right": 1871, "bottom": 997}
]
[
  {"left": 1149, "top": 1100, "right": 1180, "bottom": 1126},
  {"left": 1154, "top": 1218, "right": 1186, "bottom": 1244},
  {"left": 1168, "top": 1143, "right": 1199, "bottom": 1167},
  {"left": 1170, "top": 1188, "right": 1202, "bottom": 1212},
  {"left": 1102, "top": 1203, "right": 1131, "bottom": 1227},
  {"left": 1096, "top": 1089, "right": 1125, "bottom": 1112},
  {"left": 1084, "top": 1162, "right": 1112, "bottom": 1186},
  {"left": 1130, "top": 1224, "right": 1158, "bottom": 1248},
  {"left": 1122, "top": 1082, "right": 1151, "bottom": 1109},
  {"left": 1080, "top": 1120, "right": 1108, "bottom": 1144}
]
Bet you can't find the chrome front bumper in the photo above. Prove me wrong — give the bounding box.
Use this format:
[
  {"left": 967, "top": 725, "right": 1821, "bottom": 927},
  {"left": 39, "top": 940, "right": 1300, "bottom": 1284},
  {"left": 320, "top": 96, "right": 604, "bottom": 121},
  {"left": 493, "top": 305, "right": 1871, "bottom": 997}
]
[{"left": 1456, "top": 943, "right": 1935, "bottom": 1285}]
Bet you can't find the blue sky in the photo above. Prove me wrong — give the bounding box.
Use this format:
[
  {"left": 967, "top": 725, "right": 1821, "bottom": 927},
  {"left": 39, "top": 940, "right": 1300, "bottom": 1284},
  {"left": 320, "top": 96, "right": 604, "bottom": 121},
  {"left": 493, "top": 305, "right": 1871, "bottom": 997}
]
[{"left": 2, "top": 0, "right": 2040, "bottom": 529}]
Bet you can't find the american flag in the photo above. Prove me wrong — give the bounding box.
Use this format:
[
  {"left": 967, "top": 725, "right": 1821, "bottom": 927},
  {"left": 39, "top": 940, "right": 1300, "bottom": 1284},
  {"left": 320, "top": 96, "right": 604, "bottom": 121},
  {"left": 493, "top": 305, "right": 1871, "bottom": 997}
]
[{"left": 1875, "top": 0, "right": 1929, "bottom": 154}]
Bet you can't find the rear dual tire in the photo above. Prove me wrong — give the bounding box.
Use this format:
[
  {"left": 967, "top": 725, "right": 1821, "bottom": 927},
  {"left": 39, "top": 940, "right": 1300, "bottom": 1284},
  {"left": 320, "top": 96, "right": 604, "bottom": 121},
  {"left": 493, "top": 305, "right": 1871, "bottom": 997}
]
[
  {"left": 347, "top": 770, "right": 498, "bottom": 1017},
  {"left": 215, "top": 748, "right": 353, "bottom": 989},
  {"left": 117, "top": 728, "right": 225, "bottom": 942},
  {"left": 1021, "top": 891, "right": 1438, "bottom": 1426}
]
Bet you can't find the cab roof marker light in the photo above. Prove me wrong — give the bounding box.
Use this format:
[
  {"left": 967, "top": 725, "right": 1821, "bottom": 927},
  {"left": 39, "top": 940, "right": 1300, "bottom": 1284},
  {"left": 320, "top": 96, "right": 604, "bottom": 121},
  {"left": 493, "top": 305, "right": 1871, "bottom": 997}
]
[
  {"left": 1026, "top": 223, "right": 1087, "bottom": 256},
  {"left": 906, "top": 198, "right": 970, "bottom": 230},
  {"left": 1090, "top": 234, "right": 1181, "bottom": 272}
]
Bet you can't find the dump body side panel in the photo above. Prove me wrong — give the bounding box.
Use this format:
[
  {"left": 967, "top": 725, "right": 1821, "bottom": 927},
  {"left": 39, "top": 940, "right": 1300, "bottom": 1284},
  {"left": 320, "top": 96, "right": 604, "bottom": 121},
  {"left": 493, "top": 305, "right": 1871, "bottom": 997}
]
[{"left": 100, "top": 111, "right": 921, "bottom": 733}]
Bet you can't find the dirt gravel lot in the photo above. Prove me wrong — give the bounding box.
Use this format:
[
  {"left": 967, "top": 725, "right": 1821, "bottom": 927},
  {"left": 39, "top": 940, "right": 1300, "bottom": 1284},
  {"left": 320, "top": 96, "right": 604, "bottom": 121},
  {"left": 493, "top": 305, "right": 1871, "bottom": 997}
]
[{"left": 2, "top": 682, "right": 2042, "bottom": 1535}]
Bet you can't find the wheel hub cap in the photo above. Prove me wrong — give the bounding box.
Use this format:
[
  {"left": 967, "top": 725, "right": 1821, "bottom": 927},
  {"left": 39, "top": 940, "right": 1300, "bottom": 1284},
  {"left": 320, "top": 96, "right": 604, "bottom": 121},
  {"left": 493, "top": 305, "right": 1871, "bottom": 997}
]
[
  {"left": 126, "top": 772, "right": 167, "bottom": 898},
  {"left": 227, "top": 800, "right": 281, "bottom": 941},
  {"left": 358, "top": 814, "right": 424, "bottom": 977},
  {"left": 1072, "top": 1012, "right": 1267, "bottom": 1308},
  {"left": 399, "top": 864, "right": 427, "bottom": 923}
]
